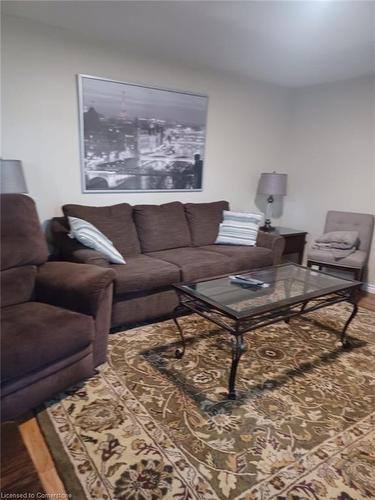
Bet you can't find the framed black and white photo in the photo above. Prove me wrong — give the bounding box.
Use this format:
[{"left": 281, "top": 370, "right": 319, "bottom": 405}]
[{"left": 78, "top": 74, "right": 208, "bottom": 192}]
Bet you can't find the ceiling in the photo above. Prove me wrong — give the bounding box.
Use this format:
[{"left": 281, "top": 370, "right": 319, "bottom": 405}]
[{"left": 3, "top": 1, "right": 375, "bottom": 87}]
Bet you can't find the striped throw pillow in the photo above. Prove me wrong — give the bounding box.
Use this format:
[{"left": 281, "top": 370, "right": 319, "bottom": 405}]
[
  {"left": 215, "top": 211, "right": 262, "bottom": 246},
  {"left": 68, "top": 216, "right": 126, "bottom": 264}
]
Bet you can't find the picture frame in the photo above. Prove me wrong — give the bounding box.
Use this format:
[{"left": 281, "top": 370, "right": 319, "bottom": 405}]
[{"left": 77, "top": 74, "right": 208, "bottom": 193}]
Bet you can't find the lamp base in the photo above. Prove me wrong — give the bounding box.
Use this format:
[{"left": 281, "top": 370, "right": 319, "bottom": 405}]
[{"left": 260, "top": 218, "right": 275, "bottom": 232}]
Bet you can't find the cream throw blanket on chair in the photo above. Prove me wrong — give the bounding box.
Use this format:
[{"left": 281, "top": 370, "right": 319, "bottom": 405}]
[{"left": 312, "top": 230, "right": 359, "bottom": 260}]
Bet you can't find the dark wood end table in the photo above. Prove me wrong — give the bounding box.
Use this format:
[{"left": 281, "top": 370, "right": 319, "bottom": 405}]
[{"left": 260, "top": 227, "right": 308, "bottom": 264}]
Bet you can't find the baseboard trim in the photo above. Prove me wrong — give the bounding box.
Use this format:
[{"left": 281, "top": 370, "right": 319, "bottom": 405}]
[{"left": 362, "top": 282, "right": 375, "bottom": 294}]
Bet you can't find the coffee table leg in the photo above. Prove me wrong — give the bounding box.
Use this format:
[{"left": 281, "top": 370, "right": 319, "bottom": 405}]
[
  {"left": 228, "top": 335, "right": 246, "bottom": 400},
  {"left": 341, "top": 301, "right": 358, "bottom": 348},
  {"left": 173, "top": 308, "right": 186, "bottom": 359}
]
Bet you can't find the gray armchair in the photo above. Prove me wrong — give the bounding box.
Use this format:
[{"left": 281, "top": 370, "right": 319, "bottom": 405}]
[{"left": 307, "top": 210, "right": 374, "bottom": 281}]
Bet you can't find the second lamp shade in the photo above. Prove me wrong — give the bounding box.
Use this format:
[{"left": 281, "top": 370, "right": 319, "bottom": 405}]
[{"left": 257, "top": 172, "right": 287, "bottom": 196}]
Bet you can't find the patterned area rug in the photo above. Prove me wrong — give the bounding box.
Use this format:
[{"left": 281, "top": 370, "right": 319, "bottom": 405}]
[{"left": 38, "top": 304, "right": 375, "bottom": 499}]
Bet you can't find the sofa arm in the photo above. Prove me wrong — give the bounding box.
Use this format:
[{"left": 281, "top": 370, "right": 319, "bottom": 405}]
[
  {"left": 256, "top": 231, "right": 285, "bottom": 264},
  {"left": 49, "top": 217, "right": 110, "bottom": 267},
  {"left": 36, "top": 262, "right": 115, "bottom": 316},
  {"left": 36, "top": 262, "right": 115, "bottom": 366}
]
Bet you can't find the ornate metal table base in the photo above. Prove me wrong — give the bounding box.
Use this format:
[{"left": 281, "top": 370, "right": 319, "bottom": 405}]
[
  {"left": 173, "top": 314, "right": 186, "bottom": 359},
  {"left": 172, "top": 293, "right": 359, "bottom": 400},
  {"left": 228, "top": 335, "right": 246, "bottom": 399},
  {"left": 341, "top": 302, "right": 358, "bottom": 349}
]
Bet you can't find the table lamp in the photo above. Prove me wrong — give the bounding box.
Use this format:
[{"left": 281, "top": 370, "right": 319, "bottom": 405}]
[
  {"left": 0, "top": 159, "right": 28, "bottom": 193},
  {"left": 257, "top": 172, "right": 287, "bottom": 231}
]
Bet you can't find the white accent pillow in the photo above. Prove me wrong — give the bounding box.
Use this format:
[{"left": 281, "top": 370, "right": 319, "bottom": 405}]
[
  {"left": 68, "top": 216, "right": 126, "bottom": 264},
  {"left": 215, "top": 211, "right": 262, "bottom": 246}
]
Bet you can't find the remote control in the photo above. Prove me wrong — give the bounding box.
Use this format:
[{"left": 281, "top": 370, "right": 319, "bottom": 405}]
[
  {"left": 231, "top": 275, "right": 265, "bottom": 286},
  {"left": 230, "top": 277, "right": 264, "bottom": 287}
]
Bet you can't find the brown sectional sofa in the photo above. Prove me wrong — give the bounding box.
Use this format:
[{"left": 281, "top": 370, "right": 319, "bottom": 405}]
[{"left": 51, "top": 200, "right": 285, "bottom": 327}]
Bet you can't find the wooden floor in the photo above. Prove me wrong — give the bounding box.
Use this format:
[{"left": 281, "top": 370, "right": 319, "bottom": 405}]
[
  {"left": 1, "top": 418, "right": 66, "bottom": 496},
  {"left": 0, "top": 421, "right": 44, "bottom": 496},
  {"left": 1, "top": 292, "right": 374, "bottom": 497},
  {"left": 357, "top": 290, "right": 375, "bottom": 311}
]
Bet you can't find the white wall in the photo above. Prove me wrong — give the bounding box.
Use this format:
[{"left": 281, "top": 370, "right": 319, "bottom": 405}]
[
  {"left": 1, "top": 15, "right": 290, "bottom": 223},
  {"left": 281, "top": 76, "right": 375, "bottom": 285},
  {"left": 2, "top": 16, "right": 375, "bottom": 287}
]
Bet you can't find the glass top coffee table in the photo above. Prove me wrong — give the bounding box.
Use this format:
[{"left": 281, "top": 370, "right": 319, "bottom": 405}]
[{"left": 173, "top": 263, "right": 361, "bottom": 400}]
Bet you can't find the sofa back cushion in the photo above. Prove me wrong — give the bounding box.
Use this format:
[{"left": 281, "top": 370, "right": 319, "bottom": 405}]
[
  {"left": 134, "top": 202, "right": 192, "bottom": 252},
  {"left": 185, "top": 201, "right": 229, "bottom": 246},
  {"left": 1, "top": 194, "right": 48, "bottom": 271},
  {"left": 1, "top": 266, "right": 36, "bottom": 307},
  {"left": 63, "top": 203, "right": 141, "bottom": 257}
]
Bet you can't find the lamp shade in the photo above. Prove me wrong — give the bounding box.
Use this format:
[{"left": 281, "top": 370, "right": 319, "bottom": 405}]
[
  {"left": 0, "top": 159, "right": 28, "bottom": 193},
  {"left": 257, "top": 172, "right": 287, "bottom": 196}
]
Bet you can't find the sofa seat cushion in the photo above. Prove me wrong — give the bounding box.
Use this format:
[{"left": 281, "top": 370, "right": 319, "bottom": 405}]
[
  {"left": 201, "top": 245, "right": 274, "bottom": 270},
  {"left": 185, "top": 201, "right": 229, "bottom": 246},
  {"left": 134, "top": 202, "right": 192, "bottom": 252},
  {"left": 63, "top": 203, "right": 141, "bottom": 257},
  {"left": 111, "top": 255, "right": 180, "bottom": 294},
  {"left": 307, "top": 248, "right": 367, "bottom": 269},
  {"left": 147, "top": 248, "right": 234, "bottom": 281},
  {"left": 1, "top": 302, "right": 93, "bottom": 383}
]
